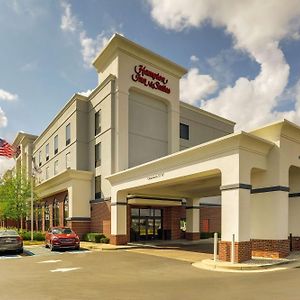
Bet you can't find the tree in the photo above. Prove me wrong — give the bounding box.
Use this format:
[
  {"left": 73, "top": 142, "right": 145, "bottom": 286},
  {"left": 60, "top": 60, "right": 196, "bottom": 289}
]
[{"left": 0, "top": 172, "right": 36, "bottom": 229}]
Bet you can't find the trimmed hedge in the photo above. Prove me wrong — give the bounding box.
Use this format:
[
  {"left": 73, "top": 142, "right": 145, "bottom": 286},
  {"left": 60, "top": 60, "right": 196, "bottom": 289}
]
[
  {"left": 200, "top": 232, "right": 221, "bottom": 239},
  {"left": 83, "top": 232, "right": 110, "bottom": 243},
  {"left": 20, "top": 231, "right": 45, "bottom": 241}
]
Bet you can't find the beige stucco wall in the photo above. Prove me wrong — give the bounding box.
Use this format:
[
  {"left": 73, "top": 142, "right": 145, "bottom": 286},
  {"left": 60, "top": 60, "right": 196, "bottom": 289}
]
[
  {"left": 129, "top": 90, "right": 168, "bottom": 167},
  {"left": 180, "top": 103, "right": 234, "bottom": 150}
]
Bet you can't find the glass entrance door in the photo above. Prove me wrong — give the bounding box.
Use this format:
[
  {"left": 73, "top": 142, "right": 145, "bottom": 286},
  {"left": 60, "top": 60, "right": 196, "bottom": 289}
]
[{"left": 130, "top": 208, "right": 162, "bottom": 242}]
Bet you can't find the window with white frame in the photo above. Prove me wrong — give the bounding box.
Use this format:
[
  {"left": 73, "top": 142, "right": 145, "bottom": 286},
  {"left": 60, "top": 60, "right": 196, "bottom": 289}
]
[
  {"left": 46, "top": 143, "right": 49, "bottom": 161},
  {"left": 39, "top": 150, "right": 42, "bottom": 167},
  {"left": 66, "top": 123, "right": 71, "bottom": 146},
  {"left": 54, "top": 135, "right": 58, "bottom": 155},
  {"left": 95, "top": 110, "right": 101, "bottom": 136},
  {"left": 95, "top": 142, "right": 101, "bottom": 167}
]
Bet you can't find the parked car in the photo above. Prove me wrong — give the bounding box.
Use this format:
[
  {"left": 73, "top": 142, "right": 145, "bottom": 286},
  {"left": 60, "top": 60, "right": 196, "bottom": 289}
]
[
  {"left": 45, "top": 227, "right": 80, "bottom": 251},
  {"left": 0, "top": 229, "right": 23, "bottom": 254}
]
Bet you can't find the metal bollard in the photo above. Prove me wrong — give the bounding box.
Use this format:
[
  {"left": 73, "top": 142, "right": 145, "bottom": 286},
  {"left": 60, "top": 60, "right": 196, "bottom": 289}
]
[
  {"left": 213, "top": 232, "right": 218, "bottom": 262},
  {"left": 231, "top": 234, "right": 235, "bottom": 264}
]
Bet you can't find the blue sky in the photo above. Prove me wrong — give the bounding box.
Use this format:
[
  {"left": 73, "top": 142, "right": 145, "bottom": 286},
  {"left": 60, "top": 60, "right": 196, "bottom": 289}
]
[{"left": 1, "top": 0, "right": 300, "bottom": 174}]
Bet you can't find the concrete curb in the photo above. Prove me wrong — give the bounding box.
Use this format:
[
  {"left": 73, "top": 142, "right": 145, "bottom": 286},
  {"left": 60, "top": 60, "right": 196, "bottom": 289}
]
[{"left": 193, "top": 258, "right": 297, "bottom": 272}]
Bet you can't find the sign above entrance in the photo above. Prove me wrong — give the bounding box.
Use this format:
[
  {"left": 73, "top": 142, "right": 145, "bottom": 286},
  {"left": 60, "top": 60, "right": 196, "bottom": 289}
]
[{"left": 131, "top": 65, "right": 171, "bottom": 94}]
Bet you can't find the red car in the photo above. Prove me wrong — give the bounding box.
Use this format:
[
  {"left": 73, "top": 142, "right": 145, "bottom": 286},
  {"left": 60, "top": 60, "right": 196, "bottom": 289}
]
[{"left": 45, "top": 227, "right": 80, "bottom": 251}]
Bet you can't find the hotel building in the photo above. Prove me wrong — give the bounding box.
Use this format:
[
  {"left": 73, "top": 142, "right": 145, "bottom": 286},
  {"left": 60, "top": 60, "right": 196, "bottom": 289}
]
[{"left": 11, "top": 34, "right": 300, "bottom": 262}]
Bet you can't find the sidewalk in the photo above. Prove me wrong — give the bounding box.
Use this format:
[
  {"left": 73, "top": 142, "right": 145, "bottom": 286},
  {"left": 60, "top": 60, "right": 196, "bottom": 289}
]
[{"left": 193, "top": 251, "right": 300, "bottom": 272}]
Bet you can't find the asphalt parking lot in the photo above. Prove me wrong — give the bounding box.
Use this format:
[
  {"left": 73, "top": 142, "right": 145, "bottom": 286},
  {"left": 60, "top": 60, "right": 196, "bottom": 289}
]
[{"left": 0, "top": 246, "right": 300, "bottom": 300}]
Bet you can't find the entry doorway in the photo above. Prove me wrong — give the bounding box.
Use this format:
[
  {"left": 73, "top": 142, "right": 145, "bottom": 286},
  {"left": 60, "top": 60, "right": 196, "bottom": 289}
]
[{"left": 130, "top": 208, "right": 163, "bottom": 242}]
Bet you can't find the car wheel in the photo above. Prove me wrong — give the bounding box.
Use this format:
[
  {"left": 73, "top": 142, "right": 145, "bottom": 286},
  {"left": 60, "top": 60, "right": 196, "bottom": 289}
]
[
  {"left": 49, "top": 243, "right": 55, "bottom": 252},
  {"left": 17, "top": 248, "right": 23, "bottom": 254},
  {"left": 75, "top": 245, "right": 80, "bottom": 251}
]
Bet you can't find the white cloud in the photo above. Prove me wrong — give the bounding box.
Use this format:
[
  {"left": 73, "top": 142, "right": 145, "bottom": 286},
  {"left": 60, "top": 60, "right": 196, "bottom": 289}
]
[
  {"left": 0, "top": 107, "right": 7, "bottom": 128},
  {"left": 180, "top": 68, "right": 218, "bottom": 105},
  {"left": 148, "top": 0, "right": 300, "bottom": 130},
  {"left": 78, "top": 89, "right": 93, "bottom": 97},
  {"left": 60, "top": 1, "right": 117, "bottom": 67},
  {"left": 79, "top": 31, "right": 110, "bottom": 67},
  {"left": 0, "top": 89, "right": 18, "bottom": 101},
  {"left": 0, "top": 157, "right": 15, "bottom": 178},
  {"left": 60, "top": 0, "right": 80, "bottom": 33},
  {"left": 20, "top": 61, "right": 38, "bottom": 72},
  {"left": 190, "top": 55, "right": 199, "bottom": 62}
]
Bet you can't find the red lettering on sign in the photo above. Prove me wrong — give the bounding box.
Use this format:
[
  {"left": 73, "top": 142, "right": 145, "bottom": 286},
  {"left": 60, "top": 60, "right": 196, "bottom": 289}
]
[{"left": 131, "top": 65, "right": 171, "bottom": 94}]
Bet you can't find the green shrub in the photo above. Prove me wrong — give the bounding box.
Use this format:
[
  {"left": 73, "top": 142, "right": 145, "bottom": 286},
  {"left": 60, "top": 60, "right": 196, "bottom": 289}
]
[
  {"left": 82, "top": 232, "right": 109, "bottom": 243},
  {"left": 99, "top": 237, "right": 110, "bottom": 244},
  {"left": 19, "top": 230, "right": 45, "bottom": 241},
  {"left": 20, "top": 231, "right": 31, "bottom": 240},
  {"left": 83, "top": 232, "right": 105, "bottom": 242},
  {"left": 200, "top": 232, "right": 221, "bottom": 239},
  {"left": 33, "top": 231, "right": 45, "bottom": 241}
]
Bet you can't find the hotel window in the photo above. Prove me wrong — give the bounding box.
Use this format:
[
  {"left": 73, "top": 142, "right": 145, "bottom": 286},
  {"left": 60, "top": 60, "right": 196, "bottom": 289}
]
[
  {"left": 95, "top": 142, "right": 101, "bottom": 167},
  {"left": 64, "top": 195, "right": 69, "bottom": 226},
  {"left": 180, "top": 123, "right": 189, "bottom": 140},
  {"left": 45, "top": 167, "right": 49, "bottom": 180},
  {"left": 95, "top": 110, "right": 101, "bottom": 136},
  {"left": 95, "top": 175, "right": 101, "bottom": 199},
  {"left": 54, "top": 135, "right": 58, "bottom": 155},
  {"left": 54, "top": 160, "right": 58, "bottom": 175},
  {"left": 39, "top": 150, "right": 42, "bottom": 167},
  {"left": 45, "top": 143, "right": 49, "bottom": 161},
  {"left": 66, "top": 123, "right": 71, "bottom": 146},
  {"left": 66, "top": 152, "right": 71, "bottom": 169}
]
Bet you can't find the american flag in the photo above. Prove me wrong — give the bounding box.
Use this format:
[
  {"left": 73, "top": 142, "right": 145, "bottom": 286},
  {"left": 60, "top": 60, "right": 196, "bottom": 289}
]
[{"left": 0, "top": 138, "right": 15, "bottom": 158}]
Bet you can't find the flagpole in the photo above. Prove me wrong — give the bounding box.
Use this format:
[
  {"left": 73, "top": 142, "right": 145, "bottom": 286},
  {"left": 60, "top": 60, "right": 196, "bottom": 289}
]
[{"left": 31, "top": 170, "right": 34, "bottom": 241}]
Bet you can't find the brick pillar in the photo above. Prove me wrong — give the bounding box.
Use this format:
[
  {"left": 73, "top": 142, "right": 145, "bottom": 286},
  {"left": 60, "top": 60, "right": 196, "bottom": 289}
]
[
  {"left": 290, "top": 236, "right": 300, "bottom": 251},
  {"left": 219, "top": 241, "right": 252, "bottom": 262},
  {"left": 41, "top": 205, "right": 45, "bottom": 232},
  {"left": 49, "top": 203, "right": 53, "bottom": 228},
  {"left": 251, "top": 239, "right": 289, "bottom": 258},
  {"left": 68, "top": 219, "right": 91, "bottom": 239}
]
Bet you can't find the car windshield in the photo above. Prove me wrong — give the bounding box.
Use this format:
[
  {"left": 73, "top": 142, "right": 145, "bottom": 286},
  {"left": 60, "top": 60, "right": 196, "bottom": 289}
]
[
  {"left": 52, "top": 228, "right": 73, "bottom": 234},
  {"left": 0, "top": 230, "right": 18, "bottom": 236}
]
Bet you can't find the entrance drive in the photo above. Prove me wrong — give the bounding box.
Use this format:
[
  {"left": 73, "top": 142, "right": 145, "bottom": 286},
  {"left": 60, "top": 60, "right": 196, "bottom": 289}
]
[{"left": 130, "top": 208, "right": 162, "bottom": 242}]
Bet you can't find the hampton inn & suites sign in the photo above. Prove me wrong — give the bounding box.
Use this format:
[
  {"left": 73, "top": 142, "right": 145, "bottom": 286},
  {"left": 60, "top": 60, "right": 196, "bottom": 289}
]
[{"left": 131, "top": 65, "right": 171, "bottom": 94}]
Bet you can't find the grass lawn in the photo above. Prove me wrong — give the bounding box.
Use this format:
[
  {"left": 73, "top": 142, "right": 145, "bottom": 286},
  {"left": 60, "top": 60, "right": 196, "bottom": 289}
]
[{"left": 23, "top": 240, "right": 45, "bottom": 246}]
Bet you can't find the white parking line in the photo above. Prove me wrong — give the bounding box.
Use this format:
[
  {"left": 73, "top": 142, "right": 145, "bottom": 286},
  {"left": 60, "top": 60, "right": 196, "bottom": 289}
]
[
  {"left": 0, "top": 255, "right": 21, "bottom": 260},
  {"left": 37, "top": 259, "right": 62, "bottom": 264},
  {"left": 50, "top": 267, "right": 81, "bottom": 273}
]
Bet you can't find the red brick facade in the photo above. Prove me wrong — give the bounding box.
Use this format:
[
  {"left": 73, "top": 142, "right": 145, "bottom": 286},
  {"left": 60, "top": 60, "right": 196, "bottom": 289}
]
[
  {"left": 68, "top": 220, "right": 91, "bottom": 239},
  {"left": 90, "top": 201, "right": 111, "bottom": 237},
  {"left": 200, "top": 205, "right": 221, "bottom": 233},
  {"left": 290, "top": 236, "right": 300, "bottom": 251},
  {"left": 251, "top": 239, "right": 290, "bottom": 258},
  {"left": 110, "top": 234, "right": 128, "bottom": 245},
  {"left": 219, "top": 241, "right": 252, "bottom": 262},
  {"left": 163, "top": 206, "right": 182, "bottom": 240},
  {"left": 186, "top": 232, "right": 200, "bottom": 240}
]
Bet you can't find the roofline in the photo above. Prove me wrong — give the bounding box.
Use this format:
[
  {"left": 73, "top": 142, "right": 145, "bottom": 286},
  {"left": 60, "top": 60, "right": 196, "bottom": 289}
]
[
  {"left": 93, "top": 33, "right": 187, "bottom": 77},
  {"left": 12, "top": 132, "right": 38, "bottom": 147},
  {"left": 179, "top": 101, "right": 236, "bottom": 127},
  {"left": 33, "top": 93, "right": 88, "bottom": 146},
  {"left": 250, "top": 118, "right": 300, "bottom": 134},
  {"left": 107, "top": 130, "right": 274, "bottom": 182}
]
